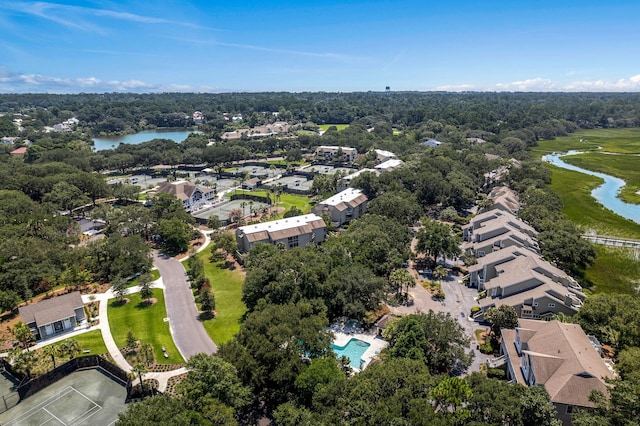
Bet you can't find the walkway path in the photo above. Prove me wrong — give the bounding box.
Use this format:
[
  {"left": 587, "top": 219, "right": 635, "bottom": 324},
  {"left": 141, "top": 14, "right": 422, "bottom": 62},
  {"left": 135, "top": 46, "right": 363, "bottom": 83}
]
[
  {"left": 14, "top": 232, "right": 218, "bottom": 394},
  {"left": 582, "top": 234, "right": 640, "bottom": 249},
  {"left": 153, "top": 252, "right": 217, "bottom": 360}
]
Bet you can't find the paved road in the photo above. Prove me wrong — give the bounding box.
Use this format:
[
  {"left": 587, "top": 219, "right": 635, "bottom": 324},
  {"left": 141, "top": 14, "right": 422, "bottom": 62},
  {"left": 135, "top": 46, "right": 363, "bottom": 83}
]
[{"left": 153, "top": 252, "right": 217, "bottom": 360}]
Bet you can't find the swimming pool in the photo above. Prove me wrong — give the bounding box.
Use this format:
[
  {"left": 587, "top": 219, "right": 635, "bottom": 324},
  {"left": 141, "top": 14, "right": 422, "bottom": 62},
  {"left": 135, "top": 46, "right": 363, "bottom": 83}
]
[{"left": 331, "top": 338, "right": 371, "bottom": 369}]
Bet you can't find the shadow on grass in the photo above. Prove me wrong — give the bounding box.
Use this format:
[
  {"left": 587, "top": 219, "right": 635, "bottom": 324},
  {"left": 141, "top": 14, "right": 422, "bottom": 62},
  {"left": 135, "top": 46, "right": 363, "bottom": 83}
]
[
  {"left": 199, "top": 311, "right": 216, "bottom": 321},
  {"left": 110, "top": 298, "right": 130, "bottom": 308},
  {"left": 216, "top": 261, "right": 236, "bottom": 270},
  {"left": 135, "top": 300, "right": 156, "bottom": 310}
]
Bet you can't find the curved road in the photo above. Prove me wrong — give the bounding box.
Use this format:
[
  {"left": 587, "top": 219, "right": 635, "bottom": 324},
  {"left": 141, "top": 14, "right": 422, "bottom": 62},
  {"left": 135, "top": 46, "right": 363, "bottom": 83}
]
[{"left": 153, "top": 252, "right": 217, "bottom": 360}]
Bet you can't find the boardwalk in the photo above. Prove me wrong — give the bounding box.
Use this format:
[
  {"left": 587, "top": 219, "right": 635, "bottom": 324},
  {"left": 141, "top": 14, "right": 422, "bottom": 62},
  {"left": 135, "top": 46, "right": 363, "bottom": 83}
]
[{"left": 582, "top": 234, "right": 640, "bottom": 249}]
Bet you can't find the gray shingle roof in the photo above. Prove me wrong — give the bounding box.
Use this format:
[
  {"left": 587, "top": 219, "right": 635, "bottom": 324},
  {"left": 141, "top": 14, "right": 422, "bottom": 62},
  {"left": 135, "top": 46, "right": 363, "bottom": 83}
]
[{"left": 19, "top": 291, "right": 84, "bottom": 326}]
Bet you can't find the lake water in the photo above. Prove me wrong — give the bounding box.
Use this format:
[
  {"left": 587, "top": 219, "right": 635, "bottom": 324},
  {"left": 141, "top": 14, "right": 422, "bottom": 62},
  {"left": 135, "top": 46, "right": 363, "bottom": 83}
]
[
  {"left": 92, "top": 129, "right": 199, "bottom": 151},
  {"left": 544, "top": 151, "right": 640, "bottom": 224}
]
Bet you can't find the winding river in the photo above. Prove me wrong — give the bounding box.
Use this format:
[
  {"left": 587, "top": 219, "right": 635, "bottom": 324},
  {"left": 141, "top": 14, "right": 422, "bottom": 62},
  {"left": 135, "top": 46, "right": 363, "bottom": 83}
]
[{"left": 544, "top": 151, "right": 640, "bottom": 224}]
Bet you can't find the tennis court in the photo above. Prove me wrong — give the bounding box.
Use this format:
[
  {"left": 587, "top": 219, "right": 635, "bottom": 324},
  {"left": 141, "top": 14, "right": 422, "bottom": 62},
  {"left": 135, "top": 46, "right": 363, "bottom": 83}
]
[{"left": 0, "top": 369, "right": 127, "bottom": 426}]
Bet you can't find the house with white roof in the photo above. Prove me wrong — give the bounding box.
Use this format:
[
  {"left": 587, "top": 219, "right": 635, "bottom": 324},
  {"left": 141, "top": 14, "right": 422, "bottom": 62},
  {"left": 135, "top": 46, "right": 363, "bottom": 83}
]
[
  {"left": 156, "top": 180, "right": 215, "bottom": 211},
  {"left": 374, "top": 158, "right": 403, "bottom": 173},
  {"left": 422, "top": 138, "right": 442, "bottom": 147},
  {"left": 315, "top": 146, "right": 358, "bottom": 163},
  {"left": 373, "top": 149, "right": 397, "bottom": 164},
  {"left": 235, "top": 214, "right": 326, "bottom": 252},
  {"left": 312, "top": 188, "right": 368, "bottom": 227},
  {"left": 336, "top": 168, "right": 379, "bottom": 192}
]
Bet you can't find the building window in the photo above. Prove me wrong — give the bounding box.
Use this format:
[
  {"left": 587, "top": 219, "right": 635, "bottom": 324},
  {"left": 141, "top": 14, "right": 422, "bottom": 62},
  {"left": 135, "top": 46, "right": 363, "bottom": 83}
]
[
  {"left": 566, "top": 405, "right": 574, "bottom": 414},
  {"left": 287, "top": 235, "right": 299, "bottom": 248}
]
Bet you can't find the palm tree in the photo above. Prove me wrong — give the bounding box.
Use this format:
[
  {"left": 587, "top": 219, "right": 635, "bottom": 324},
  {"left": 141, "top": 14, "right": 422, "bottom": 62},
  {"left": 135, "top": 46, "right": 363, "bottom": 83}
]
[
  {"left": 132, "top": 363, "right": 148, "bottom": 395},
  {"left": 42, "top": 344, "right": 60, "bottom": 369},
  {"left": 240, "top": 201, "right": 247, "bottom": 217},
  {"left": 60, "top": 339, "right": 81, "bottom": 360},
  {"left": 12, "top": 349, "right": 36, "bottom": 379},
  {"left": 433, "top": 265, "right": 448, "bottom": 281},
  {"left": 249, "top": 200, "right": 254, "bottom": 216},
  {"left": 140, "top": 342, "right": 154, "bottom": 366}
]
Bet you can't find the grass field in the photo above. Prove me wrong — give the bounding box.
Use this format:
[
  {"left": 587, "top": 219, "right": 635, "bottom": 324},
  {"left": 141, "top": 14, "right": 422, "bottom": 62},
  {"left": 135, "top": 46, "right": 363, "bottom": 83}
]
[
  {"left": 57, "top": 329, "right": 108, "bottom": 356},
  {"left": 318, "top": 124, "right": 349, "bottom": 131},
  {"left": 583, "top": 245, "right": 640, "bottom": 295},
  {"left": 229, "top": 190, "right": 314, "bottom": 216},
  {"left": 562, "top": 153, "right": 640, "bottom": 204},
  {"left": 535, "top": 128, "right": 640, "bottom": 156},
  {"left": 547, "top": 165, "right": 640, "bottom": 238},
  {"left": 107, "top": 289, "right": 183, "bottom": 364},
  {"left": 195, "top": 245, "right": 246, "bottom": 344}
]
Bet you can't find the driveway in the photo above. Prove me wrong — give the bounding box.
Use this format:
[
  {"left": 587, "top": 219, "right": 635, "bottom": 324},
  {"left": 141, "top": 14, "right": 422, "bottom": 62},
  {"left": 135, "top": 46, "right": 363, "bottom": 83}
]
[
  {"left": 153, "top": 252, "right": 217, "bottom": 360},
  {"left": 390, "top": 263, "right": 490, "bottom": 374},
  {"left": 438, "top": 272, "right": 490, "bottom": 373}
]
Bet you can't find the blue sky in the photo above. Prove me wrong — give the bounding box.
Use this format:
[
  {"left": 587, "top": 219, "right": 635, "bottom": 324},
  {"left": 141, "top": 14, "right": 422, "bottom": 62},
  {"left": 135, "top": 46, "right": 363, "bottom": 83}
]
[{"left": 1, "top": 0, "right": 640, "bottom": 93}]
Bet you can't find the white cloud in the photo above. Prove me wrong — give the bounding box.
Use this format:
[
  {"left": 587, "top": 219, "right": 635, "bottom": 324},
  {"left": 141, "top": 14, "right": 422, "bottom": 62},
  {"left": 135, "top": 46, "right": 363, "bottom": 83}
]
[
  {"left": 433, "top": 84, "right": 475, "bottom": 91},
  {"left": 0, "top": 69, "right": 209, "bottom": 93},
  {"left": 494, "top": 77, "right": 556, "bottom": 91},
  {"left": 490, "top": 75, "right": 640, "bottom": 92},
  {"left": 563, "top": 74, "right": 640, "bottom": 91}
]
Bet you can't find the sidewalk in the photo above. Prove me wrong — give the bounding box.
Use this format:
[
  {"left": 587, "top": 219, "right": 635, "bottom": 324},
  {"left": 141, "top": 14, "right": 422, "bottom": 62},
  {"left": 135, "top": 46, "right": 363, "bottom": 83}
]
[{"left": 23, "top": 277, "right": 186, "bottom": 392}]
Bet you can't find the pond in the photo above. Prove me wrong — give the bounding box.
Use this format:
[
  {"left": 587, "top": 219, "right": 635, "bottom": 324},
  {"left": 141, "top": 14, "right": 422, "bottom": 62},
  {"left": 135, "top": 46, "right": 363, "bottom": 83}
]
[
  {"left": 92, "top": 129, "right": 200, "bottom": 151},
  {"left": 544, "top": 151, "right": 640, "bottom": 224}
]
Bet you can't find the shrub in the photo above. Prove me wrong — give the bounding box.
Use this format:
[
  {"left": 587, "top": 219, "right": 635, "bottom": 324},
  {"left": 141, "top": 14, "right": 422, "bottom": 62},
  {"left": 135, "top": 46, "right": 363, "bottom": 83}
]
[
  {"left": 471, "top": 306, "right": 481, "bottom": 315},
  {"left": 487, "top": 368, "right": 506, "bottom": 379}
]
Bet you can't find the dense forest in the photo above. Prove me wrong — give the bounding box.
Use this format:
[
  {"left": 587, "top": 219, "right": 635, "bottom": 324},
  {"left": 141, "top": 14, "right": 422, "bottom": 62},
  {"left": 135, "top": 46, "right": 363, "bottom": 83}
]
[{"left": 1, "top": 92, "right": 640, "bottom": 425}]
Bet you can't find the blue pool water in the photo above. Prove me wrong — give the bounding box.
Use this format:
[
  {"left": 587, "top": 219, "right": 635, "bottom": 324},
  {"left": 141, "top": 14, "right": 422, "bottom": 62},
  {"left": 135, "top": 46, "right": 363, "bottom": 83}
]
[{"left": 331, "top": 338, "right": 370, "bottom": 369}]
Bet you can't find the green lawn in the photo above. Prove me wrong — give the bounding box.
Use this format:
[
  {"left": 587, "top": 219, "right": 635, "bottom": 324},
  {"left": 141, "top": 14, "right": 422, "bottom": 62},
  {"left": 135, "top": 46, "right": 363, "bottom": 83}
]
[
  {"left": 318, "top": 124, "right": 350, "bottom": 131},
  {"left": 547, "top": 165, "right": 640, "bottom": 238},
  {"left": 195, "top": 245, "right": 246, "bottom": 344},
  {"left": 583, "top": 245, "right": 640, "bottom": 295},
  {"left": 56, "top": 329, "right": 108, "bottom": 356},
  {"left": 228, "top": 190, "right": 314, "bottom": 216},
  {"left": 107, "top": 289, "right": 183, "bottom": 364}
]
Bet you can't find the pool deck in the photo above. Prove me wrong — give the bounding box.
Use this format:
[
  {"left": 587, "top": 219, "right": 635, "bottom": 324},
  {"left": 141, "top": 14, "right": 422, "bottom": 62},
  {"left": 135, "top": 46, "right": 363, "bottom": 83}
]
[{"left": 331, "top": 329, "right": 388, "bottom": 371}]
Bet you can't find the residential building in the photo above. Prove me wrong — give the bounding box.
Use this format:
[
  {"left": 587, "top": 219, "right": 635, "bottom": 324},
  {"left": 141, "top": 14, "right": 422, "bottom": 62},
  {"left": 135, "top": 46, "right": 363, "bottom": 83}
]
[
  {"left": 374, "top": 158, "right": 404, "bottom": 173},
  {"left": 19, "top": 292, "right": 86, "bottom": 340},
  {"left": 462, "top": 209, "right": 539, "bottom": 257},
  {"left": 501, "top": 319, "right": 614, "bottom": 425},
  {"left": 472, "top": 247, "right": 585, "bottom": 320},
  {"left": 486, "top": 186, "right": 520, "bottom": 214},
  {"left": 312, "top": 188, "right": 368, "bottom": 227},
  {"left": 337, "top": 168, "right": 378, "bottom": 192},
  {"left": 373, "top": 149, "right": 397, "bottom": 164},
  {"left": 235, "top": 213, "right": 326, "bottom": 252},
  {"left": 10, "top": 146, "right": 27, "bottom": 155},
  {"left": 193, "top": 111, "right": 204, "bottom": 124},
  {"left": 156, "top": 180, "right": 216, "bottom": 211},
  {"left": 422, "top": 138, "right": 442, "bottom": 147},
  {"left": 315, "top": 146, "right": 358, "bottom": 162}
]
